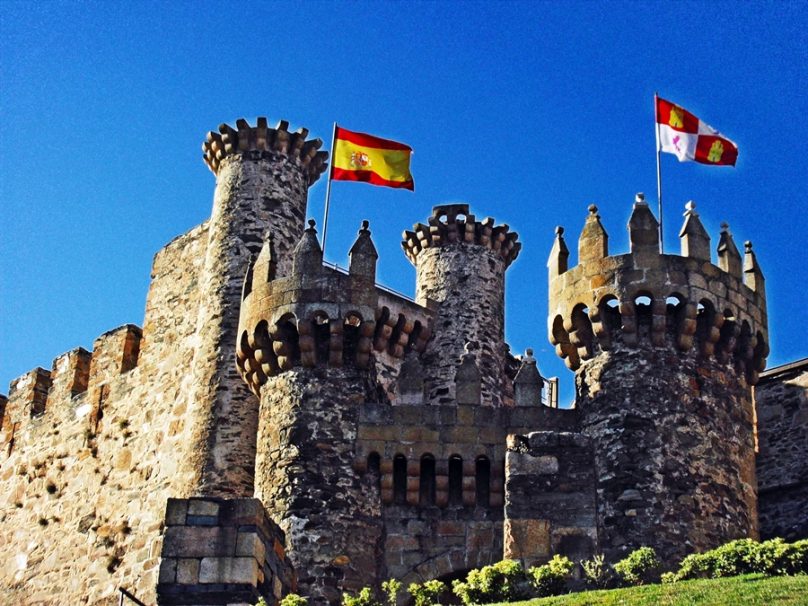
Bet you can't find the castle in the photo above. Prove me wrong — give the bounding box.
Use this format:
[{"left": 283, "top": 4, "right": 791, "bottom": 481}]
[{"left": 1, "top": 116, "right": 806, "bottom": 606}]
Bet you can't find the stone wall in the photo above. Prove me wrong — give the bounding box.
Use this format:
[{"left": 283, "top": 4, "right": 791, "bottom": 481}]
[
  {"left": 756, "top": 358, "right": 808, "bottom": 540},
  {"left": 0, "top": 224, "right": 209, "bottom": 605},
  {"left": 157, "top": 497, "right": 294, "bottom": 605},
  {"left": 504, "top": 431, "right": 597, "bottom": 568}
]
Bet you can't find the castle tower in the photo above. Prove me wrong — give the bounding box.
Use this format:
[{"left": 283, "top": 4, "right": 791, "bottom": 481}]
[
  {"left": 237, "top": 222, "right": 398, "bottom": 605},
  {"left": 402, "top": 204, "right": 520, "bottom": 406},
  {"left": 547, "top": 196, "right": 768, "bottom": 562},
  {"left": 186, "top": 118, "right": 327, "bottom": 496}
]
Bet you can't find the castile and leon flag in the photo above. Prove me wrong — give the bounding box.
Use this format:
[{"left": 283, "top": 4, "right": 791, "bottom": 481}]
[
  {"left": 331, "top": 126, "right": 414, "bottom": 190},
  {"left": 656, "top": 96, "right": 738, "bottom": 166}
]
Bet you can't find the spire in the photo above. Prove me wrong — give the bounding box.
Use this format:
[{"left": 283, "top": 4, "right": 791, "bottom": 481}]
[
  {"left": 513, "top": 348, "right": 544, "bottom": 407},
  {"left": 578, "top": 204, "right": 609, "bottom": 263},
  {"left": 292, "top": 219, "right": 323, "bottom": 277},
  {"left": 678, "top": 200, "right": 711, "bottom": 261},
  {"left": 548, "top": 226, "right": 570, "bottom": 280},
  {"left": 349, "top": 220, "right": 378, "bottom": 282},
  {"left": 253, "top": 232, "right": 277, "bottom": 284},
  {"left": 717, "top": 222, "right": 742, "bottom": 278},
  {"left": 743, "top": 240, "right": 765, "bottom": 293},
  {"left": 627, "top": 192, "right": 660, "bottom": 254}
]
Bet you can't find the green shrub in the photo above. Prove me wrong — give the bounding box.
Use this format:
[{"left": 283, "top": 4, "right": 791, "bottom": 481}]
[
  {"left": 342, "top": 587, "right": 380, "bottom": 606},
  {"left": 278, "top": 595, "right": 307, "bottom": 606},
  {"left": 452, "top": 559, "right": 530, "bottom": 605},
  {"left": 581, "top": 554, "right": 614, "bottom": 589},
  {"left": 528, "top": 554, "right": 574, "bottom": 597},
  {"left": 613, "top": 547, "right": 661, "bottom": 586},
  {"left": 408, "top": 580, "right": 447, "bottom": 606},
  {"left": 381, "top": 578, "right": 402, "bottom": 606}
]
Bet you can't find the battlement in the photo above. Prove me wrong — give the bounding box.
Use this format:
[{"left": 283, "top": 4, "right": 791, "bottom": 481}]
[
  {"left": 1, "top": 325, "right": 142, "bottom": 441},
  {"left": 402, "top": 204, "right": 521, "bottom": 267},
  {"left": 202, "top": 117, "right": 329, "bottom": 184},
  {"left": 548, "top": 196, "right": 768, "bottom": 383},
  {"left": 237, "top": 221, "right": 433, "bottom": 395}
]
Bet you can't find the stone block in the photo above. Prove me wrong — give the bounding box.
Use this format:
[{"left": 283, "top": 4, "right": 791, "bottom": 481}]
[
  {"left": 507, "top": 451, "right": 559, "bottom": 475},
  {"left": 199, "top": 556, "right": 259, "bottom": 585},
  {"left": 503, "top": 518, "right": 551, "bottom": 563},
  {"left": 162, "top": 526, "right": 237, "bottom": 558},
  {"left": 187, "top": 499, "right": 221, "bottom": 517},
  {"left": 236, "top": 532, "right": 267, "bottom": 563},
  {"left": 176, "top": 558, "right": 200, "bottom": 584},
  {"left": 158, "top": 557, "right": 177, "bottom": 583},
  {"left": 165, "top": 498, "right": 188, "bottom": 526}
]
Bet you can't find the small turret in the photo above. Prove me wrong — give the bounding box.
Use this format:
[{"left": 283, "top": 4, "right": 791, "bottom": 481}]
[
  {"left": 579, "top": 205, "right": 608, "bottom": 262},
  {"left": 718, "top": 222, "right": 743, "bottom": 278},
  {"left": 349, "top": 220, "right": 378, "bottom": 283},
  {"left": 293, "top": 220, "right": 323, "bottom": 279},
  {"left": 548, "top": 226, "right": 570, "bottom": 280},
  {"left": 744, "top": 240, "right": 765, "bottom": 293},
  {"left": 513, "top": 349, "right": 544, "bottom": 407},
  {"left": 627, "top": 192, "right": 659, "bottom": 254},
  {"left": 679, "top": 201, "right": 711, "bottom": 261}
]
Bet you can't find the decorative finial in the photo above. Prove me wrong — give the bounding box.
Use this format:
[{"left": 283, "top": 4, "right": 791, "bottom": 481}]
[
  {"left": 524, "top": 348, "right": 536, "bottom": 363},
  {"left": 555, "top": 226, "right": 565, "bottom": 236},
  {"left": 745, "top": 240, "right": 753, "bottom": 253},
  {"left": 685, "top": 200, "right": 696, "bottom": 213},
  {"left": 361, "top": 220, "right": 370, "bottom": 231},
  {"left": 588, "top": 204, "right": 598, "bottom": 215},
  {"left": 720, "top": 222, "right": 730, "bottom": 233},
  {"left": 635, "top": 192, "right": 646, "bottom": 204}
]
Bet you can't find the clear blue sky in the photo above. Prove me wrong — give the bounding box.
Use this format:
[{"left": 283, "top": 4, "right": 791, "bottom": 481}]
[{"left": 2, "top": 1, "right": 806, "bottom": 404}]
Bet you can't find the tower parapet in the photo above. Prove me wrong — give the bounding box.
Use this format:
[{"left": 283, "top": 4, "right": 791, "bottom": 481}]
[
  {"left": 546, "top": 195, "right": 768, "bottom": 563},
  {"left": 403, "top": 204, "right": 519, "bottom": 406},
  {"left": 549, "top": 196, "right": 768, "bottom": 383}
]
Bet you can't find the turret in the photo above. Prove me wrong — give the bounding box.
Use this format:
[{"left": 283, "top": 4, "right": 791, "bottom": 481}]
[
  {"left": 547, "top": 196, "right": 767, "bottom": 562},
  {"left": 186, "top": 117, "right": 328, "bottom": 498},
  {"left": 402, "top": 204, "right": 520, "bottom": 406}
]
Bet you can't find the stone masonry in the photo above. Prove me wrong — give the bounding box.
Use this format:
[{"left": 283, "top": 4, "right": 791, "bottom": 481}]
[{"left": 1, "top": 114, "right": 805, "bottom": 606}]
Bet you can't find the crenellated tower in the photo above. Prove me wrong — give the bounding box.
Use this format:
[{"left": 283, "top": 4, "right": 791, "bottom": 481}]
[
  {"left": 186, "top": 118, "right": 328, "bottom": 497},
  {"left": 547, "top": 194, "right": 768, "bottom": 562},
  {"left": 402, "top": 204, "right": 521, "bottom": 406},
  {"left": 237, "top": 221, "right": 430, "bottom": 604}
]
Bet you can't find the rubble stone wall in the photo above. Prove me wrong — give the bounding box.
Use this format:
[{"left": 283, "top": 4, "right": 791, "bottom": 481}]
[
  {"left": 0, "top": 224, "right": 209, "bottom": 605},
  {"left": 756, "top": 359, "right": 808, "bottom": 540}
]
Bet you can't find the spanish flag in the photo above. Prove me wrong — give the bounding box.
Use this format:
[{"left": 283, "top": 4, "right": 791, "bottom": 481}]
[{"left": 331, "top": 126, "right": 414, "bottom": 190}]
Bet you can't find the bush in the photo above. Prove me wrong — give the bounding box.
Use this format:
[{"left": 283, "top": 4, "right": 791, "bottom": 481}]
[
  {"left": 667, "top": 537, "right": 808, "bottom": 583},
  {"left": 408, "top": 580, "right": 447, "bottom": 606},
  {"left": 581, "top": 554, "right": 614, "bottom": 589},
  {"left": 452, "top": 559, "right": 530, "bottom": 605},
  {"left": 381, "top": 579, "right": 402, "bottom": 606},
  {"left": 278, "top": 595, "right": 307, "bottom": 606},
  {"left": 528, "top": 554, "right": 574, "bottom": 597},
  {"left": 613, "top": 547, "right": 661, "bottom": 586},
  {"left": 342, "top": 587, "right": 380, "bottom": 606}
]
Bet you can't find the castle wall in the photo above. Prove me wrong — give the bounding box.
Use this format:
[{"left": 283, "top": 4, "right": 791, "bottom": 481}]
[
  {"left": 755, "top": 358, "right": 808, "bottom": 541},
  {"left": 0, "top": 224, "right": 210, "bottom": 605},
  {"left": 503, "top": 431, "right": 597, "bottom": 568},
  {"left": 354, "top": 401, "right": 577, "bottom": 585}
]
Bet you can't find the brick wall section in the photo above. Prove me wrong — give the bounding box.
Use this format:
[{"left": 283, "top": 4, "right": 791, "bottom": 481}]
[
  {"left": 0, "top": 223, "right": 209, "bottom": 605},
  {"left": 755, "top": 358, "right": 808, "bottom": 540},
  {"left": 504, "top": 431, "right": 597, "bottom": 568},
  {"left": 157, "top": 497, "right": 294, "bottom": 605}
]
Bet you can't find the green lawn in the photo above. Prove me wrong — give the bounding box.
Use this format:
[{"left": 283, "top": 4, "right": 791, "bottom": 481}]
[{"left": 489, "top": 574, "right": 808, "bottom": 606}]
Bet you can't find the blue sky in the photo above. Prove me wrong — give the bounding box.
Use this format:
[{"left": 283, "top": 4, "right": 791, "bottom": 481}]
[{"left": 2, "top": 1, "right": 806, "bottom": 403}]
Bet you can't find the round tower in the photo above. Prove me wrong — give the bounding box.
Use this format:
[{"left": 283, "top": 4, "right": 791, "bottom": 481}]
[
  {"left": 547, "top": 196, "right": 768, "bottom": 562},
  {"left": 237, "top": 222, "right": 427, "bottom": 604},
  {"left": 185, "top": 118, "right": 327, "bottom": 497},
  {"left": 402, "top": 204, "right": 520, "bottom": 406}
]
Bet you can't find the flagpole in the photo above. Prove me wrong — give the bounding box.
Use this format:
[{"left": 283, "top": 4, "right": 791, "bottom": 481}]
[
  {"left": 321, "top": 122, "right": 338, "bottom": 258},
  {"left": 654, "top": 92, "right": 664, "bottom": 253}
]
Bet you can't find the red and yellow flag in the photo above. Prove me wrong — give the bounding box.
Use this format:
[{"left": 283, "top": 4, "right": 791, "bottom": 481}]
[
  {"left": 331, "top": 126, "right": 414, "bottom": 190},
  {"left": 656, "top": 96, "right": 738, "bottom": 166}
]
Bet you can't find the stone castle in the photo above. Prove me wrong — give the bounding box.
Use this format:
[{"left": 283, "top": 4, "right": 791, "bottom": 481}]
[{"left": 1, "top": 116, "right": 806, "bottom": 606}]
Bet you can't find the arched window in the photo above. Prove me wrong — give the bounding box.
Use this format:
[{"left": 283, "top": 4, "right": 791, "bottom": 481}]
[
  {"left": 393, "top": 454, "right": 407, "bottom": 505},
  {"left": 448, "top": 455, "right": 463, "bottom": 506},
  {"left": 419, "top": 454, "right": 436, "bottom": 506},
  {"left": 475, "top": 456, "right": 490, "bottom": 507}
]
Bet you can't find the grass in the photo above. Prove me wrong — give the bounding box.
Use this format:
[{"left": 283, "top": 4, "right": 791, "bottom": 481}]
[{"left": 489, "top": 574, "right": 808, "bottom": 606}]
